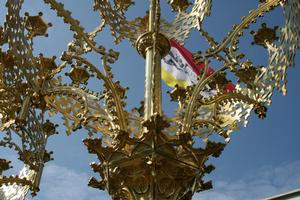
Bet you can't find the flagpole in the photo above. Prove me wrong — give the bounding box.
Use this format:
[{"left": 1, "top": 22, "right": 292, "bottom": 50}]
[
  {"left": 144, "top": 0, "right": 162, "bottom": 120},
  {"left": 136, "top": 0, "right": 170, "bottom": 120}
]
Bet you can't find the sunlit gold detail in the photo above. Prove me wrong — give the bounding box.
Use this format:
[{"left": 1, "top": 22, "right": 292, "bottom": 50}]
[
  {"left": 251, "top": 23, "right": 278, "bottom": 47},
  {"left": 0, "top": 0, "right": 298, "bottom": 199},
  {"left": 0, "top": 159, "right": 11, "bottom": 175},
  {"left": 43, "top": 120, "right": 57, "bottom": 136},
  {"left": 83, "top": 114, "right": 225, "bottom": 199},
  {"left": 25, "top": 12, "right": 52, "bottom": 38},
  {"left": 114, "top": 0, "right": 135, "bottom": 11},
  {"left": 68, "top": 66, "right": 90, "bottom": 84},
  {"left": 136, "top": 32, "right": 171, "bottom": 58},
  {"left": 167, "top": 0, "right": 190, "bottom": 12}
]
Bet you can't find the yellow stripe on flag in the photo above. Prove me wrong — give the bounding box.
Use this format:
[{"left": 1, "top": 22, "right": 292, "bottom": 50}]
[{"left": 162, "top": 66, "right": 189, "bottom": 88}]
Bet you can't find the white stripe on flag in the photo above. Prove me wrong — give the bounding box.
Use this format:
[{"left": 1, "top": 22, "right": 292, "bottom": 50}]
[{"left": 162, "top": 46, "right": 198, "bottom": 85}]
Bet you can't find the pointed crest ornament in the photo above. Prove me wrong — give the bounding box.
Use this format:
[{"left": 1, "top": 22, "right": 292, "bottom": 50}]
[{"left": 0, "top": 0, "right": 299, "bottom": 199}]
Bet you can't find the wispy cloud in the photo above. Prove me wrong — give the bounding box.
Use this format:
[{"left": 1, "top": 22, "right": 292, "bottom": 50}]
[
  {"left": 194, "top": 161, "right": 300, "bottom": 200},
  {"left": 2, "top": 152, "right": 300, "bottom": 200},
  {"left": 1, "top": 152, "right": 109, "bottom": 200},
  {"left": 29, "top": 164, "right": 109, "bottom": 200},
  {"left": 35, "top": 161, "right": 300, "bottom": 200}
]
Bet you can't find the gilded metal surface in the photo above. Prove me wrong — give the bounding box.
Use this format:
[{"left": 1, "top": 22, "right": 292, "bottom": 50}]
[
  {"left": 84, "top": 114, "right": 224, "bottom": 199},
  {"left": 0, "top": 0, "right": 299, "bottom": 199},
  {"left": 0, "top": 159, "right": 11, "bottom": 175},
  {"left": 24, "top": 12, "right": 52, "bottom": 39},
  {"left": 251, "top": 23, "right": 278, "bottom": 47},
  {"left": 135, "top": 32, "right": 171, "bottom": 58},
  {"left": 114, "top": 0, "right": 134, "bottom": 11},
  {"left": 167, "top": 0, "right": 190, "bottom": 12},
  {"left": 92, "top": 0, "right": 213, "bottom": 44}
]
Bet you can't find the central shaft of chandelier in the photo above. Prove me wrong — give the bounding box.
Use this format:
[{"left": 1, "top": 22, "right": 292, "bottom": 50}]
[{"left": 137, "top": 0, "right": 171, "bottom": 119}]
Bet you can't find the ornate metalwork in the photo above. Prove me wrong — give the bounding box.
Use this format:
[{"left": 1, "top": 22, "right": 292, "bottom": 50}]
[
  {"left": 136, "top": 32, "right": 171, "bottom": 58},
  {"left": 251, "top": 23, "right": 279, "bottom": 47},
  {"left": 84, "top": 114, "right": 225, "bottom": 199},
  {"left": 167, "top": 0, "right": 191, "bottom": 12},
  {"left": 0, "top": 0, "right": 299, "bottom": 199}
]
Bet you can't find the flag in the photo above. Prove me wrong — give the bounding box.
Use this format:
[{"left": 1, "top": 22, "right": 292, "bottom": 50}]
[{"left": 161, "top": 39, "right": 235, "bottom": 92}]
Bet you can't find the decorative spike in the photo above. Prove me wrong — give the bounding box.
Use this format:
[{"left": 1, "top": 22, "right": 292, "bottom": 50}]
[{"left": 24, "top": 12, "right": 52, "bottom": 38}]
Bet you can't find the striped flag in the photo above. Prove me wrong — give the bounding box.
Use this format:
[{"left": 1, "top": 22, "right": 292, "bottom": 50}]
[{"left": 162, "top": 39, "right": 235, "bottom": 92}]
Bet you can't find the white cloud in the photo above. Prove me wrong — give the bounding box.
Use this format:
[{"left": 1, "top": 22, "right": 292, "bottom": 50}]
[
  {"left": 193, "top": 161, "right": 300, "bottom": 200},
  {"left": 35, "top": 161, "right": 300, "bottom": 200},
  {"left": 1, "top": 152, "right": 109, "bottom": 200},
  {"left": 3, "top": 157, "right": 300, "bottom": 200},
  {"left": 28, "top": 164, "right": 110, "bottom": 200}
]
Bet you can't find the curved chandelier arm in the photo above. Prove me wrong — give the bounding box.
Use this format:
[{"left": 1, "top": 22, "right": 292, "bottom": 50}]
[
  {"left": 180, "top": 0, "right": 286, "bottom": 136},
  {"left": 192, "top": 119, "right": 223, "bottom": 132},
  {"left": 93, "top": 0, "right": 139, "bottom": 44},
  {"left": 0, "top": 109, "right": 50, "bottom": 198},
  {"left": 182, "top": 61, "right": 232, "bottom": 133},
  {"left": 4, "top": 0, "right": 38, "bottom": 87},
  {"left": 45, "top": 85, "right": 99, "bottom": 101},
  {"left": 0, "top": 133, "right": 22, "bottom": 153},
  {"left": 45, "top": 86, "right": 90, "bottom": 123},
  {"left": 43, "top": 79, "right": 115, "bottom": 135},
  {"left": 200, "top": 92, "right": 258, "bottom": 106},
  {"left": 182, "top": 58, "right": 211, "bottom": 133},
  {"left": 163, "top": 0, "right": 212, "bottom": 44},
  {"left": 0, "top": 169, "right": 37, "bottom": 199},
  {"left": 45, "top": 85, "right": 113, "bottom": 121},
  {"left": 197, "top": 23, "right": 233, "bottom": 63},
  {"left": 70, "top": 55, "right": 128, "bottom": 130},
  {"left": 205, "top": 0, "right": 283, "bottom": 57},
  {"left": 92, "top": 0, "right": 212, "bottom": 45},
  {"left": 47, "top": 61, "right": 67, "bottom": 78},
  {"left": 43, "top": 0, "right": 106, "bottom": 55},
  {"left": 1, "top": 0, "right": 298, "bottom": 199},
  {"left": 37, "top": 0, "right": 129, "bottom": 132}
]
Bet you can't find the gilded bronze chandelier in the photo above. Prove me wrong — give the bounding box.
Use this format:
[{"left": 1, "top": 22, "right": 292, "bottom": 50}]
[{"left": 0, "top": 0, "right": 299, "bottom": 199}]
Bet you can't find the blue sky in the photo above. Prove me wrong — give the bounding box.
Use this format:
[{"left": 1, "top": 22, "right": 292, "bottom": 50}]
[{"left": 0, "top": 0, "right": 299, "bottom": 200}]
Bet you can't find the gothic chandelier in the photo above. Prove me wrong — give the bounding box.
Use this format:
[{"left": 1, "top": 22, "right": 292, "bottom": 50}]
[{"left": 0, "top": 0, "right": 299, "bottom": 199}]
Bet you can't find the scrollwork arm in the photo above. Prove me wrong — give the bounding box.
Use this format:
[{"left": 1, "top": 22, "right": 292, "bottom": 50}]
[
  {"left": 70, "top": 55, "right": 127, "bottom": 130},
  {"left": 206, "top": 0, "right": 284, "bottom": 57},
  {"left": 43, "top": 0, "right": 106, "bottom": 55}
]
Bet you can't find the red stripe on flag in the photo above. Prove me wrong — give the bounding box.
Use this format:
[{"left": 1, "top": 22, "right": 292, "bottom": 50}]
[
  {"left": 170, "top": 39, "right": 211, "bottom": 75},
  {"left": 170, "top": 39, "right": 235, "bottom": 91}
]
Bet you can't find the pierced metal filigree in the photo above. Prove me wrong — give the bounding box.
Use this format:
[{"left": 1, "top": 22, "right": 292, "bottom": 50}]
[{"left": 0, "top": 0, "right": 299, "bottom": 199}]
